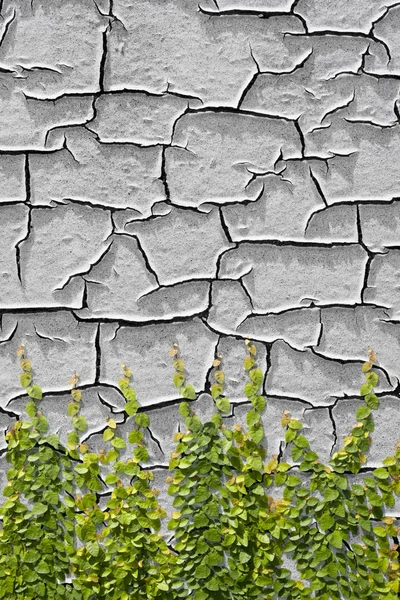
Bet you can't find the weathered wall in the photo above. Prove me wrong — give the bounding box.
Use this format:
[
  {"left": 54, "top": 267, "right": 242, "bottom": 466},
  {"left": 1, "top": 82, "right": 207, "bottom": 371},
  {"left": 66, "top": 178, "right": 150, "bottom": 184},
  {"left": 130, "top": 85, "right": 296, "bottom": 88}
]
[{"left": 1, "top": 0, "right": 400, "bottom": 512}]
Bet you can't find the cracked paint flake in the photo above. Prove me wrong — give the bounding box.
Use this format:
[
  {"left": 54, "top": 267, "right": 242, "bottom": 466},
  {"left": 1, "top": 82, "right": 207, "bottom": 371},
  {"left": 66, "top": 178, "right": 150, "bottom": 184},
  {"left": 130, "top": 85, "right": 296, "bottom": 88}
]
[
  {"left": 13, "top": 202, "right": 113, "bottom": 308},
  {"left": 166, "top": 110, "right": 301, "bottom": 206},
  {"left": 220, "top": 162, "right": 324, "bottom": 241},
  {"left": 105, "top": 0, "right": 306, "bottom": 106},
  {"left": 0, "top": 311, "right": 97, "bottom": 405},
  {"left": 0, "top": 0, "right": 107, "bottom": 98},
  {"left": 0, "top": 79, "right": 95, "bottom": 151},
  {"left": 318, "top": 305, "right": 400, "bottom": 384},
  {"left": 218, "top": 242, "right": 368, "bottom": 312},
  {"left": 124, "top": 206, "right": 233, "bottom": 285},
  {"left": 266, "top": 339, "right": 393, "bottom": 405},
  {"left": 29, "top": 127, "right": 166, "bottom": 213},
  {"left": 89, "top": 91, "right": 202, "bottom": 145}
]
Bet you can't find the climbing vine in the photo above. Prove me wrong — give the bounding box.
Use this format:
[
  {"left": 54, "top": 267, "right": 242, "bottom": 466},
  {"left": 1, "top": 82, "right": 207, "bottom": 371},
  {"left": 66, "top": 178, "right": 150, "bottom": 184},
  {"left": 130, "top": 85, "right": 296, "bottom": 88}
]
[{"left": 0, "top": 342, "right": 398, "bottom": 599}]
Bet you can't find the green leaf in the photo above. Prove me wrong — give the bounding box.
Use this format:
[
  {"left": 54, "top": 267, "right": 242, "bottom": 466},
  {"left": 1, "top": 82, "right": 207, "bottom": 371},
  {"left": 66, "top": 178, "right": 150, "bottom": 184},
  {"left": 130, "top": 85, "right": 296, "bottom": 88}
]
[
  {"left": 179, "top": 402, "right": 191, "bottom": 417},
  {"left": 249, "top": 368, "right": 263, "bottom": 385},
  {"left": 72, "top": 416, "right": 88, "bottom": 432},
  {"left": 128, "top": 430, "right": 143, "bottom": 444},
  {"left": 20, "top": 372, "right": 32, "bottom": 388},
  {"left": 216, "top": 397, "right": 230, "bottom": 414},
  {"left": 211, "top": 383, "right": 223, "bottom": 399},
  {"left": 135, "top": 413, "right": 150, "bottom": 428},
  {"left": 286, "top": 475, "right": 301, "bottom": 487},
  {"left": 195, "top": 564, "right": 211, "bottom": 579},
  {"left": 360, "top": 383, "right": 372, "bottom": 396},
  {"left": 173, "top": 372, "right": 185, "bottom": 388},
  {"left": 324, "top": 488, "right": 340, "bottom": 502},
  {"left": 251, "top": 395, "right": 266, "bottom": 411},
  {"left": 373, "top": 526, "right": 387, "bottom": 538},
  {"left": 356, "top": 406, "right": 371, "bottom": 420},
  {"left": 319, "top": 513, "right": 335, "bottom": 530},
  {"left": 105, "top": 472, "right": 119, "bottom": 485},
  {"left": 31, "top": 502, "right": 48, "bottom": 516},
  {"left": 68, "top": 402, "right": 80, "bottom": 416},
  {"left": 103, "top": 428, "right": 114, "bottom": 442},
  {"left": 365, "top": 393, "right": 379, "bottom": 409},
  {"left": 373, "top": 468, "right": 389, "bottom": 480},
  {"left": 244, "top": 382, "right": 259, "bottom": 397},
  {"left": 294, "top": 435, "right": 309, "bottom": 449},
  {"left": 180, "top": 384, "right": 196, "bottom": 400},
  {"left": 173, "top": 359, "right": 185, "bottom": 372},
  {"left": 27, "top": 384, "right": 42, "bottom": 400},
  {"left": 244, "top": 356, "right": 255, "bottom": 370},
  {"left": 67, "top": 431, "right": 79, "bottom": 449},
  {"left": 86, "top": 540, "right": 100, "bottom": 557},
  {"left": 35, "top": 561, "right": 50, "bottom": 574},
  {"left": 119, "top": 377, "right": 130, "bottom": 390},
  {"left": 328, "top": 531, "right": 342, "bottom": 549},
  {"left": 249, "top": 425, "right": 263, "bottom": 444},
  {"left": 123, "top": 388, "right": 137, "bottom": 402},
  {"left": 125, "top": 400, "right": 139, "bottom": 416},
  {"left": 246, "top": 409, "right": 261, "bottom": 427},
  {"left": 26, "top": 401, "right": 37, "bottom": 417},
  {"left": 111, "top": 436, "right": 126, "bottom": 449},
  {"left": 366, "top": 372, "right": 378, "bottom": 387}
]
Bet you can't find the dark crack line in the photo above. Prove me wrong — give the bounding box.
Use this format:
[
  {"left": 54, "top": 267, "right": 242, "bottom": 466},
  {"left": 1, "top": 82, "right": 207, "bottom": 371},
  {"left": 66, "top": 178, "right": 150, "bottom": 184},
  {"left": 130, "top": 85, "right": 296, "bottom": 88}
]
[
  {"left": 146, "top": 427, "right": 164, "bottom": 456},
  {"left": 137, "top": 279, "right": 211, "bottom": 303},
  {"left": 99, "top": 23, "right": 109, "bottom": 93},
  {"left": 96, "top": 391, "right": 120, "bottom": 414},
  {"left": 0, "top": 321, "right": 18, "bottom": 345},
  {"left": 33, "top": 325, "right": 67, "bottom": 344},
  {"left": 197, "top": 1, "right": 308, "bottom": 33},
  {"left": 15, "top": 207, "right": 32, "bottom": 284},
  {"left": 54, "top": 238, "right": 114, "bottom": 292},
  {"left": 320, "top": 90, "right": 356, "bottom": 126},
  {"left": 94, "top": 323, "right": 101, "bottom": 384},
  {"left": 203, "top": 335, "right": 220, "bottom": 397},
  {"left": 309, "top": 167, "right": 328, "bottom": 207},
  {"left": 0, "top": 8, "right": 15, "bottom": 47},
  {"left": 309, "top": 346, "right": 394, "bottom": 389},
  {"left": 237, "top": 45, "right": 260, "bottom": 109},
  {"left": 294, "top": 118, "right": 306, "bottom": 156},
  {"left": 24, "top": 154, "right": 31, "bottom": 203},
  {"left": 62, "top": 134, "right": 80, "bottom": 164},
  {"left": 121, "top": 233, "right": 161, "bottom": 287},
  {"left": 160, "top": 145, "right": 170, "bottom": 203}
]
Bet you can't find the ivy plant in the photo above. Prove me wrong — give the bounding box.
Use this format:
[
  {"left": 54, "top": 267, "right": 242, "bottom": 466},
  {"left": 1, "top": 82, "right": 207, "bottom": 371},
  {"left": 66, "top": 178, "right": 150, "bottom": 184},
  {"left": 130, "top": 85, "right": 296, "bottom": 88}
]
[{"left": 0, "top": 342, "right": 398, "bottom": 599}]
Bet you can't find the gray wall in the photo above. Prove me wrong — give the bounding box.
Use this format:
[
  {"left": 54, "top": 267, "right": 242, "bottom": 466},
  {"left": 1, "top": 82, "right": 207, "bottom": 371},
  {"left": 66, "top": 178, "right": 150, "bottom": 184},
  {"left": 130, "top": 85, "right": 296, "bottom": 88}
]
[{"left": 1, "top": 0, "right": 400, "bottom": 514}]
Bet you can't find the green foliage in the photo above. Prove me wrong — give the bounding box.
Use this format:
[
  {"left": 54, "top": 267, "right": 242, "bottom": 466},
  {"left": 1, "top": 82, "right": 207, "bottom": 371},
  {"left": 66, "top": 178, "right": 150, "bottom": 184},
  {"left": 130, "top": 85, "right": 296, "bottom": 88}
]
[{"left": 0, "top": 345, "right": 399, "bottom": 599}]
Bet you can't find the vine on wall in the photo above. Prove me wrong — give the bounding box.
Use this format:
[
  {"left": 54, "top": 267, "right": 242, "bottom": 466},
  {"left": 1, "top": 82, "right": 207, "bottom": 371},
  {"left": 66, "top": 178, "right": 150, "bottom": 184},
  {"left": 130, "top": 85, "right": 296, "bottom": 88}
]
[{"left": 0, "top": 342, "right": 399, "bottom": 599}]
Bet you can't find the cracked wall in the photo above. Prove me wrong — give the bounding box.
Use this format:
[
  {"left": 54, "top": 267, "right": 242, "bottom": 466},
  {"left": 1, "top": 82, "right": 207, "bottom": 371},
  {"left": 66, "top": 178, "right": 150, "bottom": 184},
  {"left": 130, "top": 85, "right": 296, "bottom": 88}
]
[{"left": 1, "top": 0, "right": 400, "bottom": 520}]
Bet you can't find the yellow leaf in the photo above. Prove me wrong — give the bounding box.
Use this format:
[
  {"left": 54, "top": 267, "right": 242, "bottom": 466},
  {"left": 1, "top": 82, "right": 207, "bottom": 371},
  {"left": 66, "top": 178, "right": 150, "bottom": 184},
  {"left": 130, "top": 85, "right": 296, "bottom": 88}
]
[
  {"left": 212, "top": 358, "right": 221, "bottom": 367},
  {"left": 71, "top": 389, "right": 82, "bottom": 402},
  {"left": 368, "top": 348, "right": 377, "bottom": 363},
  {"left": 108, "top": 418, "right": 117, "bottom": 429},
  {"left": 79, "top": 443, "right": 88, "bottom": 454},
  {"left": 214, "top": 370, "right": 225, "bottom": 384},
  {"left": 16, "top": 344, "right": 25, "bottom": 357},
  {"left": 360, "top": 453, "right": 367, "bottom": 463},
  {"left": 169, "top": 344, "right": 179, "bottom": 357},
  {"left": 361, "top": 361, "right": 373, "bottom": 373}
]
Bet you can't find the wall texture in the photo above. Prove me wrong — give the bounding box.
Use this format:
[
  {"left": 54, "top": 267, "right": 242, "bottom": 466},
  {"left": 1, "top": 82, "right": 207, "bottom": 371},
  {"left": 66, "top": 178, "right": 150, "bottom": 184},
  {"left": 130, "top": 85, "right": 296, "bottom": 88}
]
[{"left": 1, "top": 0, "right": 400, "bottom": 514}]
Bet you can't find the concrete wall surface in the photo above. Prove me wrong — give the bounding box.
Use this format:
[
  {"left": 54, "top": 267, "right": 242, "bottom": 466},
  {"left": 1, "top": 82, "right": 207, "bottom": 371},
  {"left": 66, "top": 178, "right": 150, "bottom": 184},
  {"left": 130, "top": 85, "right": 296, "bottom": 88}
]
[{"left": 0, "top": 0, "right": 400, "bottom": 514}]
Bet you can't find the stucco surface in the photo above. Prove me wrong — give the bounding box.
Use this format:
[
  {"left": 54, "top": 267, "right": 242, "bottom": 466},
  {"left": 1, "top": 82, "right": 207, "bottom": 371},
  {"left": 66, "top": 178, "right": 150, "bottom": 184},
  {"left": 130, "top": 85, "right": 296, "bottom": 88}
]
[{"left": 0, "top": 0, "right": 400, "bottom": 530}]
